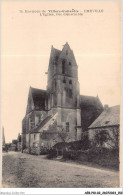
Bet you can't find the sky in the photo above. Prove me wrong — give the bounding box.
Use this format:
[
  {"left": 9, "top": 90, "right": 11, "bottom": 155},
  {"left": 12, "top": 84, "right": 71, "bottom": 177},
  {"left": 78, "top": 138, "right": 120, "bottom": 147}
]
[{"left": 1, "top": 1, "right": 121, "bottom": 143}]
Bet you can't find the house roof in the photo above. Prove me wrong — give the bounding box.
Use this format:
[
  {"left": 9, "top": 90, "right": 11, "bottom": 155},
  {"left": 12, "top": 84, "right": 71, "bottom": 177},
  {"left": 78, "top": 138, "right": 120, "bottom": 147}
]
[
  {"left": 31, "top": 87, "right": 47, "bottom": 110},
  {"left": 88, "top": 105, "right": 120, "bottom": 129}
]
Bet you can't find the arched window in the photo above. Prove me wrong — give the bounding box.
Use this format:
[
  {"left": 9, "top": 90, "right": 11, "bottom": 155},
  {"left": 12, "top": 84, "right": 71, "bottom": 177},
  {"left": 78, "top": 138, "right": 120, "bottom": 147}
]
[
  {"left": 54, "top": 94, "right": 57, "bottom": 106},
  {"left": 62, "top": 60, "right": 65, "bottom": 74},
  {"left": 69, "top": 80, "right": 72, "bottom": 84},
  {"left": 69, "top": 62, "right": 71, "bottom": 65},
  {"left": 66, "top": 122, "right": 69, "bottom": 132},
  {"left": 55, "top": 56, "right": 58, "bottom": 63},
  {"left": 54, "top": 79, "right": 57, "bottom": 89},
  {"left": 68, "top": 89, "right": 73, "bottom": 98},
  {"left": 63, "top": 77, "right": 66, "bottom": 83},
  {"left": 66, "top": 50, "right": 68, "bottom": 55}
]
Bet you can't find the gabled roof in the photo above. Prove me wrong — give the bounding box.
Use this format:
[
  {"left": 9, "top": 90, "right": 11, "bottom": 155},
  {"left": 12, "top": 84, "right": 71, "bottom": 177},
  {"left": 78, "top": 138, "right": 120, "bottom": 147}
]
[
  {"left": 31, "top": 87, "right": 47, "bottom": 111},
  {"left": 88, "top": 105, "right": 120, "bottom": 129},
  {"left": 50, "top": 42, "right": 72, "bottom": 60}
]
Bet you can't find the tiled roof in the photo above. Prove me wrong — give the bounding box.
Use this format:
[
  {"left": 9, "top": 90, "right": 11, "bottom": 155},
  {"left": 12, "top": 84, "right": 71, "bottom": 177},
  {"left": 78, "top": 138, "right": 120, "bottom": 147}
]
[
  {"left": 31, "top": 87, "right": 47, "bottom": 110},
  {"left": 88, "top": 105, "right": 120, "bottom": 129}
]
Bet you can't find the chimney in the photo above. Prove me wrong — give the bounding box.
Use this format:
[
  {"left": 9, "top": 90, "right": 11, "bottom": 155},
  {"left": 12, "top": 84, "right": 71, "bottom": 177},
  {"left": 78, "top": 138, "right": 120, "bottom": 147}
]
[{"left": 104, "top": 104, "right": 109, "bottom": 111}]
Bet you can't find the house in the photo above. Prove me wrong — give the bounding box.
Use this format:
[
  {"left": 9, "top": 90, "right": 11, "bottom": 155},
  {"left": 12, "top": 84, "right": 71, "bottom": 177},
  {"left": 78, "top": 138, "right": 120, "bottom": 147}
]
[
  {"left": 21, "top": 43, "right": 103, "bottom": 154},
  {"left": 88, "top": 105, "right": 120, "bottom": 148}
]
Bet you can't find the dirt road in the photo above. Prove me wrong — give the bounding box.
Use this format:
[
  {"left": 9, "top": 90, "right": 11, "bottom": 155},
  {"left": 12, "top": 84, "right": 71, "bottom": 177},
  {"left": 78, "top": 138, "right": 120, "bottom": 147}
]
[{"left": 2, "top": 152, "right": 119, "bottom": 188}]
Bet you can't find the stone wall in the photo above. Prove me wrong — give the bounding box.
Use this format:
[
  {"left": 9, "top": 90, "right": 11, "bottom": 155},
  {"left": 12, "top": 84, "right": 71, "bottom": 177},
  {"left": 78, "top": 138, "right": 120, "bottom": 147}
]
[
  {"left": 21, "top": 133, "right": 26, "bottom": 150},
  {"left": 22, "top": 110, "right": 47, "bottom": 134},
  {"left": 56, "top": 108, "right": 81, "bottom": 141},
  {"left": 40, "top": 132, "right": 57, "bottom": 148},
  {"left": 26, "top": 134, "right": 29, "bottom": 148},
  {"left": 30, "top": 133, "right": 40, "bottom": 147}
]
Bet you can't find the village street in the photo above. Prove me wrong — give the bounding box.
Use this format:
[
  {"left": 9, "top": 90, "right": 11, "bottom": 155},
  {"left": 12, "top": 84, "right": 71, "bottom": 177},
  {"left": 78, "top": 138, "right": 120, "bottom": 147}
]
[{"left": 2, "top": 152, "right": 119, "bottom": 188}]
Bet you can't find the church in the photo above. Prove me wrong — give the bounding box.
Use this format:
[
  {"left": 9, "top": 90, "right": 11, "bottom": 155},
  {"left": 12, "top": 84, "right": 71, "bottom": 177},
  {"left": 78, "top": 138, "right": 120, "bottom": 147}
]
[{"left": 22, "top": 43, "right": 103, "bottom": 154}]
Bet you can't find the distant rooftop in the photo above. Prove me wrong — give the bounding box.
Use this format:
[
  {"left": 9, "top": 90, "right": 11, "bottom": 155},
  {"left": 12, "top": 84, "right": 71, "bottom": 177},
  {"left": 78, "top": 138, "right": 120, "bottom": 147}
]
[{"left": 88, "top": 105, "right": 120, "bottom": 129}]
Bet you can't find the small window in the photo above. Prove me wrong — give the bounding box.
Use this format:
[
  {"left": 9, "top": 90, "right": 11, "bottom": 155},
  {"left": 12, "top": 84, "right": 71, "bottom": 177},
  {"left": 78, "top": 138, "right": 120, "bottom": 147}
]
[
  {"left": 68, "top": 89, "right": 73, "bottom": 97},
  {"left": 66, "top": 122, "right": 69, "bottom": 132},
  {"left": 75, "top": 127, "right": 77, "bottom": 137},
  {"left": 54, "top": 79, "right": 57, "bottom": 89},
  {"left": 63, "top": 77, "right": 66, "bottom": 83},
  {"left": 66, "top": 50, "right": 68, "bottom": 55},
  {"left": 69, "top": 80, "right": 72, "bottom": 84},
  {"left": 69, "top": 62, "right": 71, "bottom": 65},
  {"left": 55, "top": 56, "right": 58, "bottom": 61},
  {"left": 34, "top": 134, "right": 35, "bottom": 140},
  {"left": 62, "top": 60, "right": 65, "bottom": 74},
  {"left": 54, "top": 96, "right": 57, "bottom": 106},
  {"left": 30, "top": 118, "right": 33, "bottom": 123}
]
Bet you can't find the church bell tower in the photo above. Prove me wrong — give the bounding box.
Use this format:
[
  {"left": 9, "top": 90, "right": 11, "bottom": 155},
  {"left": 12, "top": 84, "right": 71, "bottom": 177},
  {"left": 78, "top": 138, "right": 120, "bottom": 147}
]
[{"left": 47, "top": 43, "right": 82, "bottom": 141}]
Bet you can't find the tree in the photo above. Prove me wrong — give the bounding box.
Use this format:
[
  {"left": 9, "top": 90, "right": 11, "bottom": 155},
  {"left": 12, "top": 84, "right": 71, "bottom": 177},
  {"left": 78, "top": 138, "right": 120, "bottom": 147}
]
[
  {"left": 55, "top": 131, "right": 69, "bottom": 157},
  {"left": 106, "top": 127, "right": 119, "bottom": 151},
  {"left": 58, "top": 131, "right": 68, "bottom": 142},
  {"left": 94, "top": 127, "right": 120, "bottom": 152},
  {"left": 94, "top": 129, "right": 109, "bottom": 148}
]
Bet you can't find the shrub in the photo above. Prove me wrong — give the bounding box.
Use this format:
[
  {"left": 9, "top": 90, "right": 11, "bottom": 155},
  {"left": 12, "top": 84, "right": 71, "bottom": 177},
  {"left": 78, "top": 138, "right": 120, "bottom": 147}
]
[{"left": 47, "top": 149, "right": 57, "bottom": 159}]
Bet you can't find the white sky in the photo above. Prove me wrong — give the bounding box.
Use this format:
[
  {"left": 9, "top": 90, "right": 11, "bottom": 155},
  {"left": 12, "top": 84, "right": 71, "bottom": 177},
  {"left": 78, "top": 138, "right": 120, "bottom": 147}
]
[{"left": 1, "top": 1, "right": 121, "bottom": 143}]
